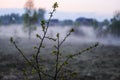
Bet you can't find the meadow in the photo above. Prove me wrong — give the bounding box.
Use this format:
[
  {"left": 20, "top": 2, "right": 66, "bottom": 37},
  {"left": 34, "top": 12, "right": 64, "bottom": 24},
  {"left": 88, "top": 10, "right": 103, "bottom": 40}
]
[{"left": 0, "top": 25, "right": 120, "bottom": 80}]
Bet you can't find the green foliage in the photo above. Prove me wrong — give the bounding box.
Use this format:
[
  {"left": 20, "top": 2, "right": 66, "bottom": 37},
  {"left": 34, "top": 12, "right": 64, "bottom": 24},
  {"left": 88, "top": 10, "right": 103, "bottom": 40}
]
[
  {"left": 52, "top": 2, "right": 58, "bottom": 9},
  {"left": 70, "top": 28, "right": 74, "bottom": 32},
  {"left": 10, "top": 2, "right": 98, "bottom": 80},
  {"left": 23, "top": 13, "right": 30, "bottom": 26},
  {"left": 56, "top": 33, "right": 59, "bottom": 38},
  {"left": 23, "top": 10, "right": 38, "bottom": 39},
  {"left": 23, "top": 10, "right": 38, "bottom": 26},
  {"left": 41, "top": 20, "right": 45, "bottom": 26},
  {"left": 70, "top": 71, "right": 78, "bottom": 77},
  {"left": 10, "top": 37, "right": 13, "bottom": 43},
  {"left": 41, "top": 20, "right": 46, "bottom": 31},
  {"left": 103, "top": 19, "right": 109, "bottom": 26},
  {"left": 36, "top": 34, "right": 41, "bottom": 39},
  {"left": 31, "top": 11, "right": 38, "bottom": 24},
  {"left": 91, "top": 19, "right": 99, "bottom": 28},
  {"left": 108, "top": 11, "right": 120, "bottom": 37}
]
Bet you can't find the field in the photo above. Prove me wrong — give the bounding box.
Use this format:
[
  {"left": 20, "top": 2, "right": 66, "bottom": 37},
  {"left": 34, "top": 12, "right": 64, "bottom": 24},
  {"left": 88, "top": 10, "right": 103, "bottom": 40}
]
[{"left": 0, "top": 37, "right": 120, "bottom": 80}]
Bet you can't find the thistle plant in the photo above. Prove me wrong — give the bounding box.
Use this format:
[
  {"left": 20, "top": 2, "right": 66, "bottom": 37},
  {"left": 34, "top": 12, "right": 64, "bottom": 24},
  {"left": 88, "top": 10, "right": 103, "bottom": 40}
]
[{"left": 10, "top": 2, "right": 98, "bottom": 80}]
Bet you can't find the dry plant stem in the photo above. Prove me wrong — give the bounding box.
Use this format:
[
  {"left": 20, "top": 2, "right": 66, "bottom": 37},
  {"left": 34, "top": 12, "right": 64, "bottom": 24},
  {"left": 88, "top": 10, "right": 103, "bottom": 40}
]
[
  {"left": 54, "top": 34, "right": 60, "bottom": 80},
  {"left": 59, "top": 32, "right": 71, "bottom": 47},
  {"left": 12, "top": 41, "right": 42, "bottom": 75},
  {"left": 53, "top": 31, "right": 74, "bottom": 79},
  {"left": 35, "top": 7, "right": 56, "bottom": 80},
  {"left": 13, "top": 41, "right": 53, "bottom": 79},
  {"left": 57, "top": 43, "right": 99, "bottom": 75},
  {"left": 11, "top": 4, "right": 57, "bottom": 80},
  {"left": 13, "top": 42, "right": 32, "bottom": 66},
  {"left": 54, "top": 31, "right": 73, "bottom": 80}
]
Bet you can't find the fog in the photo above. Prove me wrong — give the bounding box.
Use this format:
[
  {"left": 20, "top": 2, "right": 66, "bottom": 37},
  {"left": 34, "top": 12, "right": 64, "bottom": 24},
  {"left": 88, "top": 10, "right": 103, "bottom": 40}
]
[{"left": 0, "top": 25, "right": 120, "bottom": 46}]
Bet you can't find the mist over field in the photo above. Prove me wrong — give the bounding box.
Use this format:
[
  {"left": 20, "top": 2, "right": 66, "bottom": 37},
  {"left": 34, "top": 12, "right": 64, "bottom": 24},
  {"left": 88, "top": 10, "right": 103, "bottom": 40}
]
[
  {"left": 0, "top": 25, "right": 120, "bottom": 46},
  {"left": 0, "top": 24, "right": 120, "bottom": 80}
]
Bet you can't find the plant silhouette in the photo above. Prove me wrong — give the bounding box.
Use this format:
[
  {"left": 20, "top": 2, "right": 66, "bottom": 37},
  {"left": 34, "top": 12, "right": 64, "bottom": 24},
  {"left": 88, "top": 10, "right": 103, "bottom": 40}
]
[{"left": 10, "top": 2, "right": 98, "bottom": 80}]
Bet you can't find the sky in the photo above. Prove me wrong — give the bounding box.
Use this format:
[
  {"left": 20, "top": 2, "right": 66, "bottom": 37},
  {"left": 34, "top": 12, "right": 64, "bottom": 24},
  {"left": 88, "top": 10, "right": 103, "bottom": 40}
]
[{"left": 0, "top": 0, "right": 120, "bottom": 21}]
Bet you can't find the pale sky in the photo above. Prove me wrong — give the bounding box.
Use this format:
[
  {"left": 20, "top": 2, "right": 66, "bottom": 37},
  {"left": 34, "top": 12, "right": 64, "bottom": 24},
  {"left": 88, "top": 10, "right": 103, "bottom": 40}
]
[{"left": 0, "top": 0, "right": 120, "bottom": 16}]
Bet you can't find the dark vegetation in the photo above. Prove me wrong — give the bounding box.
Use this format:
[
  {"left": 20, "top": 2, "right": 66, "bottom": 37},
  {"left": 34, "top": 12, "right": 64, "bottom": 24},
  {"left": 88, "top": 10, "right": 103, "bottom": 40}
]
[
  {"left": 0, "top": 11, "right": 120, "bottom": 37},
  {"left": 108, "top": 12, "right": 120, "bottom": 37},
  {"left": 0, "top": 12, "right": 108, "bottom": 26},
  {"left": 0, "top": 38, "right": 120, "bottom": 80}
]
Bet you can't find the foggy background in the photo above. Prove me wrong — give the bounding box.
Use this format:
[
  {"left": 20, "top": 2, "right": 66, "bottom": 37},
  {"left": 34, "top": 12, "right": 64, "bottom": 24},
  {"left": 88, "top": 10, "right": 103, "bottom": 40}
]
[
  {"left": 0, "top": 24, "right": 120, "bottom": 46},
  {"left": 0, "top": 0, "right": 120, "bottom": 80}
]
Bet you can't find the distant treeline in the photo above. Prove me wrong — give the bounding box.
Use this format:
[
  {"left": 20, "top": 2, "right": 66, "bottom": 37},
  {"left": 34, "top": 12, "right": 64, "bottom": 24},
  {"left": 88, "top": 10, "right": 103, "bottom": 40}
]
[
  {"left": 0, "top": 13, "right": 23, "bottom": 25},
  {"left": 0, "top": 11, "right": 109, "bottom": 27},
  {"left": 0, "top": 9, "right": 45, "bottom": 25},
  {"left": 0, "top": 10, "right": 120, "bottom": 37}
]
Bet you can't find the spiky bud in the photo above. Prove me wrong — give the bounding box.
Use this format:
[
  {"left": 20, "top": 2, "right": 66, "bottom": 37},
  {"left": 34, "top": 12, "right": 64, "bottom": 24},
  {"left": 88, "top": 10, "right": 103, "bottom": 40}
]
[
  {"left": 70, "top": 28, "right": 74, "bottom": 32},
  {"left": 56, "top": 33, "right": 59, "bottom": 38},
  {"left": 53, "top": 2, "right": 58, "bottom": 8},
  {"left": 10, "top": 37, "right": 13, "bottom": 43}
]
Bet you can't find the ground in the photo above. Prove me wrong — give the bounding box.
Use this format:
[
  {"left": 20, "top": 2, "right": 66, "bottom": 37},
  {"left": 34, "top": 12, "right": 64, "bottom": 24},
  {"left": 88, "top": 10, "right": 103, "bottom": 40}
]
[{"left": 0, "top": 37, "right": 120, "bottom": 80}]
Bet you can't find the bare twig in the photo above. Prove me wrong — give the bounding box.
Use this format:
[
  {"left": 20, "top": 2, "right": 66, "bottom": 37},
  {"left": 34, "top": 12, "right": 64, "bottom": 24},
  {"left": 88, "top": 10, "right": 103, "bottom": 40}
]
[
  {"left": 12, "top": 41, "right": 31, "bottom": 66},
  {"left": 35, "top": 2, "right": 58, "bottom": 80},
  {"left": 57, "top": 43, "right": 99, "bottom": 75}
]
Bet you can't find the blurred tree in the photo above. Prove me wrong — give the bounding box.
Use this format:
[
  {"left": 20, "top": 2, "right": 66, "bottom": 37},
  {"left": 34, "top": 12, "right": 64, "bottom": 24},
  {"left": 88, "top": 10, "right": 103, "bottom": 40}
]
[
  {"left": 0, "top": 13, "right": 22, "bottom": 25},
  {"left": 102, "top": 19, "right": 109, "bottom": 26},
  {"left": 10, "top": 13, "right": 22, "bottom": 24},
  {"left": 2, "top": 15, "right": 11, "bottom": 25},
  {"left": 23, "top": 0, "right": 36, "bottom": 39},
  {"left": 61, "top": 19, "right": 73, "bottom": 26},
  {"left": 92, "top": 19, "right": 99, "bottom": 28},
  {"left": 38, "top": 9, "right": 45, "bottom": 24},
  {"left": 23, "top": 0, "right": 45, "bottom": 39},
  {"left": 113, "top": 11, "right": 120, "bottom": 21},
  {"left": 75, "top": 17, "right": 98, "bottom": 27},
  {"left": 108, "top": 11, "right": 120, "bottom": 37}
]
